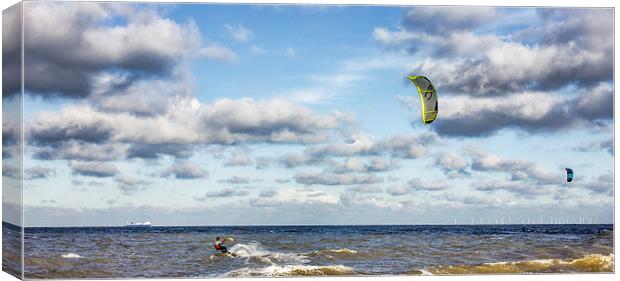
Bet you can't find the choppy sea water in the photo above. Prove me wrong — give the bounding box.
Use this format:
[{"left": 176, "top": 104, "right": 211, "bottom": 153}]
[
  {"left": 2, "top": 222, "right": 22, "bottom": 278},
  {"left": 10, "top": 223, "right": 614, "bottom": 278}
]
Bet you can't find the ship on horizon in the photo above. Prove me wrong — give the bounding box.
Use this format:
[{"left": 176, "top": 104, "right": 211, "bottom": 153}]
[{"left": 125, "top": 221, "right": 152, "bottom": 228}]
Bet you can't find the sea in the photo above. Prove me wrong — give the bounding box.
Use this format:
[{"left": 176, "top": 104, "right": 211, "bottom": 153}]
[{"left": 2, "top": 222, "right": 614, "bottom": 278}]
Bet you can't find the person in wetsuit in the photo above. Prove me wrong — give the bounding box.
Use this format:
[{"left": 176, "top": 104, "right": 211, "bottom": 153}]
[{"left": 214, "top": 237, "right": 229, "bottom": 253}]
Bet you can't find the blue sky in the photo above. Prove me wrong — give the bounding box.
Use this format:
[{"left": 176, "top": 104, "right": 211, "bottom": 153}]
[{"left": 2, "top": 3, "right": 613, "bottom": 226}]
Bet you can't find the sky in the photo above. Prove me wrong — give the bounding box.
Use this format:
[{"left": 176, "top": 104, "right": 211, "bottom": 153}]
[{"left": 2, "top": 2, "right": 614, "bottom": 226}]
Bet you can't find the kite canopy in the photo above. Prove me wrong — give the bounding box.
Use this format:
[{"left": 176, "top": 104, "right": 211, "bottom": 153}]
[
  {"left": 565, "top": 168, "right": 574, "bottom": 183},
  {"left": 408, "top": 75, "right": 438, "bottom": 124}
]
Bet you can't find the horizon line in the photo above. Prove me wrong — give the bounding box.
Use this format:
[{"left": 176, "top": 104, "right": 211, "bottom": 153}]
[{"left": 3, "top": 221, "right": 614, "bottom": 228}]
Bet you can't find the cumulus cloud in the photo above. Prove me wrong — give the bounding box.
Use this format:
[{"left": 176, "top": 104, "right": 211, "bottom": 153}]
[
  {"left": 581, "top": 172, "right": 613, "bottom": 196},
  {"left": 408, "top": 178, "right": 451, "bottom": 191},
  {"left": 115, "top": 175, "right": 150, "bottom": 193},
  {"left": 473, "top": 180, "right": 547, "bottom": 198},
  {"left": 338, "top": 190, "right": 393, "bottom": 209},
  {"left": 374, "top": 133, "right": 439, "bottom": 158},
  {"left": 258, "top": 189, "right": 277, "bottom": 198},
  {"left": 27, "top": 98, "right": 352, "bottom": 162},
  {"left": 249, "top": 45, "right": 266, "bottom": 55},
  {"left": 301, "top": 131, "right": 438, "bottom": 160},
  {"left": 348, "top": 185, "right": 383, "bottom": 194},
  {"left": 199, "top": 44, "right": 238, "bottom": 62},
  {"left": 465, "top": 146, "right": 560, "bottom": 184},
  {"left": 218, "top": 176, "right": 255, "bottom": 184},
  {"left": 279, "top": 152, "right": 328, "bottom": 168},
  {"left": 126, "top": 143, "right": 194, "bottom": 159},
  {"left": 225, "top": 150, "right": 254, "bottom": 166},
  {"left": 379, "top": 7, "right": 612, "bottom": 137},
  {"left": 225, "top": 23, "right": 253, "bottom": 42},
  {"left": 2, "top": 165, "right": 20, "bottom": 180},
  {"left": 72, "top": 179, "right": 105, "bottom": 187},
  {"left": 21, "top": 2, "right": 201, "bottom": 98},
  {"left": 203, "top": 188, "right": 249, "bottom": 198},
  {"left": 398, "top": 82, "right": 613, "bottom": 137},
  {"left": 28, "top": 109, "right": 114, "bottom": 146},
  {"left": 378, "top": 8, "right": 612, "bottom": 95},
  {"left": 88, "top": 74, "right": 195, "bottom": 117},
  {"left": 69, "top": 160, "right": 118, "bottom": 177},
  {"left": 575, "top": 138, "right": 614, "bottom": 155},
  {"left": 407, "top": 41, "right": 611, "bottom": 95},
  {"left": 440, "top": 192, "right": 503, "bottom": 207},
  {"left": 386, "top": 184, "right": 409, "bottom": 196},
  {"left": 275, "top": 178, "right": 291, "bottom": 184},
  {"left": 433, "top": 152, "right": 469, "bottom": 177},
  {"left": 328, "top": 157, "right": 399, "bottom": 174},
  {"left": 255, "top": 156, "right": 274, "bottom": 169},
  {"left": 295, "top": 172, "right": 383, "bottom": 186},
  {"left": 161, "top": 161, "right": 208, "bottom": 179},
  {"left": 2, "top": 113, "right": 21, "bottom": 148},
  {"left": 284, "top": 47, "right": 297, "bottom": 59},
  {"left": 303, "top": 133, "right": 375, "bottom": 158},
  {"left": 403, "top": 7, "right": 499, "bottom": 34},
  {"left": 2, "top": 4, "right": 22, "bottom": 97},
  {"left": 2, "top": 113, "right": 22, "bottom": 159},
  {"left": 33, "top": 141, "right": 126, "bottom": 161},
  {"left": 25, "top": 166, "right": 56, "bottom": 180}
]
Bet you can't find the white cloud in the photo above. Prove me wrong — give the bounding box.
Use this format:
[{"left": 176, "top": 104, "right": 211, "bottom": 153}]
[
  {"left": 295, "top": 172, "right": 383, "bottom": 186},
  {"left": 398, "top": 82, "right": 613, "bottom": 136},
  {"left": 218, "top": 176, "right": 253, "bottom": 184},
  {"left": 199, "top": 44, "right": 238, "bottom": 62},
  {"left": 465, "top": 146, "right": 560, "bottom": 184},
  {"left": 161, "top": 161, "right": 208, "bottom": 179},
  {"left": 225, "top": 149, "right": 254, "bottom": 166},
  {"left": 473, "top": 180, "right": 547, "bottom": 198},
  {"left": 204, "top": 188, "right": 249, "bottom": 198},
  {"left": 249, "top": 45, "right": 265, "bottom": 55},
  {"left": 69, "top": 160, "right": 118, "bottom": 178},
  {"left": 225, "top": 23, "right": 253, "bottom": 43},
  {"left": 22, "top": 2, "right": 201, "bottom": 98},
  {"left": 28, "top": 97, "right": 352, "bottom": 150},
  {"left": 433, "top": 152, "right": 469, "bottom": 177},
  {"left": 372, "top": 27, "right": 417, "bottom": 46},
  {"left": 328, "top": 157, "right": 399, "bottom": 174},
  {"left": 258, "top": 190, "right": 277, "bottom": 198},
  {"left": 348, "top": 185, "right": 383, "bottom": 194},
  {"left": 408, "top": 178, "right": 451, "bottom": 191},
  {"left": 115, "top": 175, "right": 149, "bottom": 193},
  {"left": 386, "top": 184, "right": 409, "bottom": 196},
  {"left": 284, "top": 47, "right": 297, "bottom": 59},
  {"left": 25, "top": 166, "right": 56, "bottom": 180},
  {"left": 377, "top": 8, "right": 612, "bottom": 99}
]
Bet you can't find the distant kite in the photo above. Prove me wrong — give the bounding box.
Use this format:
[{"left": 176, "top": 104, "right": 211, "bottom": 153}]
[
  {"left": 565, "top": 168, "right": 574, "bottom": 183},
  {"left": 408, "top": 75, "right": 438, "bottom": 124}
]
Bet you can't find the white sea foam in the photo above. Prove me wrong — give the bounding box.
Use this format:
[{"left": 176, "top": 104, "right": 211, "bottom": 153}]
[
  {"left": 60, "top": 253, "right": 82, "bottom": 259},
  {"left": 328, "top": 248, "right": 358, "bottom": 254},
  {"left": 228, "top": 242, "right": 270, "bottom": 257},
  {"left": 224, "top": 264, "right": 355, "bottom": 277}
]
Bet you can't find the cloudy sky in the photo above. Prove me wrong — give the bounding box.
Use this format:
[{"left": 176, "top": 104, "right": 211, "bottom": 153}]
[{"left": 2, "top": 2, "right": 614, "bottom": 226}]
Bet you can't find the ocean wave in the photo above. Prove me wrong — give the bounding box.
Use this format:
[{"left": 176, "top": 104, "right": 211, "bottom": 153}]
[
  {"left": 310, "top": 248, "right": 359, "bottom": 257},
  {"left": 222, "top": 243, "right": 356, "bottom": 277},
  {"left": 224, "top": 264, "right": 356, "bottom": 277},
  {"left": 328, "top": 248, "right": 358, "bottom": 255},
  {"left": 228, "top": 242, "right": 308, "bottom": 265},
  {"left": 229, "top": 242, "right": 270, "bottom": 257},
  {"left": 422, "top": 254, "right": 614, "bottom": 274},
  {"left": 60, "top": 253, "right": 82, "bottom": 259}
]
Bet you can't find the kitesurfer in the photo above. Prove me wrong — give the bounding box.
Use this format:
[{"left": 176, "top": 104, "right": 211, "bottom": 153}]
[{"left": 214, "top": 237, "right": 229, "bottom": 253}]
